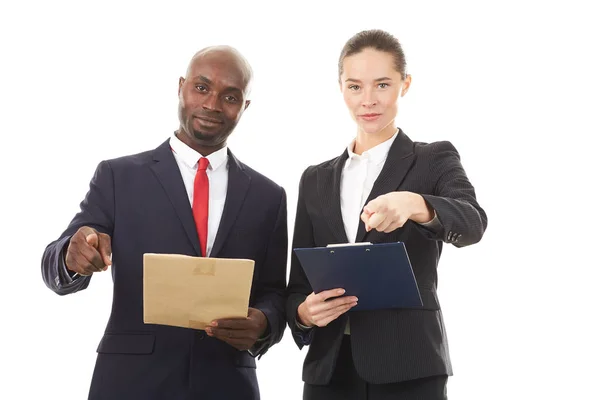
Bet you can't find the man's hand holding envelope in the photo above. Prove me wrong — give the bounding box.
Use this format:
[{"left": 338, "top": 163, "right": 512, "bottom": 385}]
[
  {"left": 206, "top": 307, "right": 268, "bottom": 351},
  {"left": 143, "top": 253, "right": 268, "bottom": 350}
]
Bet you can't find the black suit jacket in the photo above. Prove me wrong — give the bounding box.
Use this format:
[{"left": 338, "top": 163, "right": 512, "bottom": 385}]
[
  {"left": 286, "top": 129, "right": 487, "bottom": 385},
  {"left": 41, "top": 139, "right": 288, "bottom": 400}
]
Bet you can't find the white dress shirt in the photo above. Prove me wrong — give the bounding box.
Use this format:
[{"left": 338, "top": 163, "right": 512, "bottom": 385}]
[
  {"left": 340, "top": 132, "right": 400, "bottom": 243},
  {"left": 169, "top": 133, "right": 228, "bottom": 257}
]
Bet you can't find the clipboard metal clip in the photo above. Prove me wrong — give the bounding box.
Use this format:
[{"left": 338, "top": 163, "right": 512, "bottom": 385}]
[{"left": 327, "top": 242, "right": 372, "bottom": 254}]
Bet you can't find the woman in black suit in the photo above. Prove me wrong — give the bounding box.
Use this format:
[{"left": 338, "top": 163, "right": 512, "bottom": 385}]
[{"left": 286, "top": 29, "right": 487, "bottom": 400}]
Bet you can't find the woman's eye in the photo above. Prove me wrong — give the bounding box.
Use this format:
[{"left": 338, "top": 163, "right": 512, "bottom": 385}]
[
  {"left": 378, "top": 83, "right": 389, "bottom": 89},
  {"left": 348, "top": 85, "right": 360, "bottom": 91}
]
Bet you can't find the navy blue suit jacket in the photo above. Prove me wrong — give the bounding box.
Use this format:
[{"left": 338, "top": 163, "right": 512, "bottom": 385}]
[{"left": 42, "top": 139, "right": 288, "bottom": 400}]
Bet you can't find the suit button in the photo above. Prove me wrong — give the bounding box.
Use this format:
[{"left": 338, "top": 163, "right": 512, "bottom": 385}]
[{"left": 198, "top": 331, "right": 206, "bottom": 340}]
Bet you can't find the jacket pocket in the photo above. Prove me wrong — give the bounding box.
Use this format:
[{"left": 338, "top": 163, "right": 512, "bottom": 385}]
[{"left": 97, "top": 333, "right": 155, "bottom": 355}]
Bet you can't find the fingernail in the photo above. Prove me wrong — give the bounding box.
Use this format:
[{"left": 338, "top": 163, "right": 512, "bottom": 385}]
[
  {"left": 206, "top": 328, "right": 212, "bottom": 335},
  {"left": 211, "top": 321, "right": 218, "bottom": 327},
  {"left": 338, "top": 289, "right": 345, "bottom": 294}
]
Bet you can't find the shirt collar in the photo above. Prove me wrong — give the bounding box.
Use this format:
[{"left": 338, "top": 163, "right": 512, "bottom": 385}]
[
  {"left": 346, "top": 129, "right": 399, "bottom": 164},
  {"left": 169, "top": 133, "right": 228, "bottom": 171}
]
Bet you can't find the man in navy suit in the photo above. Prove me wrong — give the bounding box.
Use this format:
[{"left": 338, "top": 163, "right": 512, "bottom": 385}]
[{"left": 41, "top": 46, "right": 288, "bottom": 400}]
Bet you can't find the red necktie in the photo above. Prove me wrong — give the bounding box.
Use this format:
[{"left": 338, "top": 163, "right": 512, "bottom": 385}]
[{"left": 193, "top": 157, "right": 210, "bottom": 256}]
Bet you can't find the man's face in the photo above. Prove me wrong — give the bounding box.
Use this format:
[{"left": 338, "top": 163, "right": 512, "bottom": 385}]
[{"left": 178, "top": 51, "right": 250, "bottom": 148}]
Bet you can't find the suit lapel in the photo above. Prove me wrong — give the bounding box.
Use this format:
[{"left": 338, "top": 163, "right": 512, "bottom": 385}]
[
  {"left": 210, "top": 150, "right": 251, "bottom": 257},
  {"left": 355, "top": 130, "right": 416, "bottom": 243},
  {"left": 317, "top": 152, "right": 350, "bottom": 244},
  {"left": 150, "top": 139, "right": 202, "bottom": 256}
]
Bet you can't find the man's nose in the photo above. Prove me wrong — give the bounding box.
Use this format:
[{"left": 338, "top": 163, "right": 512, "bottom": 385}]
[{"left": 202, "top": 93, "right": 222, "bottom": 112}]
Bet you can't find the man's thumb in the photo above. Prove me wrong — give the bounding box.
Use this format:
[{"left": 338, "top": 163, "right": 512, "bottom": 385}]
[
  {"left": 98, "top": 235, "right": 112, "bottom": 267},
  {"left": 86, "top": 233, "right": 99, "bottom": 248}
]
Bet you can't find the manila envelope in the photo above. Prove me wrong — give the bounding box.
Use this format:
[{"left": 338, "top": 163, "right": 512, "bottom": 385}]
[{"left": 143, "top": 253, "right": 255, "bottom": 330}]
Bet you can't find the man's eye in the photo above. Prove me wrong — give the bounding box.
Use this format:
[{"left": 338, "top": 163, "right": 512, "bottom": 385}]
[
  {"left": 225, "top": 95, "right": 238, "bottom": 103},
  {"left": 348, "top": 85, "right": 360, "bottom": 91},
  {"left": 195, "top": 85, "right": 208, "bottom": 92}
]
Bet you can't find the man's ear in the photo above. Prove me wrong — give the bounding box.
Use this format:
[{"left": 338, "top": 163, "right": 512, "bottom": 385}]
[
  {"left": 244, "top": 100, "right": 251, "bottom": 110},
  {"left": 178, "top": 77, "right": 185, "bottom": 95}
]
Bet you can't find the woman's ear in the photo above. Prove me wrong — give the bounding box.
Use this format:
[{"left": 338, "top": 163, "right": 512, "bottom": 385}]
[{"left": 401, "top": 74, "right": 412, "bottom": 97}]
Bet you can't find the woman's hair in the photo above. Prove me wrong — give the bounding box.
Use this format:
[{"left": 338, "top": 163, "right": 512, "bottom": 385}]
[{"left": 338, "top": 29, "right": 407, "bottom": 81}]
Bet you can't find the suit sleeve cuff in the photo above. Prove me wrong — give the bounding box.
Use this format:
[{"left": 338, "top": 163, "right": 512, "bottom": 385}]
[
  {"left": 295, "top": 319, "right": 313, "bottom": 331},
  {"left": 247, "top": 306, "right": 276, "bottom": 358},
  {"left": 57, "top": 240, "right": 83, "bottom": 286},
  {"left": 418, "top": 210, "right": 442, "bottom": 230},
  {"left": 413, "top": 202, "right": 445, "bottom": 240},
  {"left": 293, "top": 318, "right": 315, "bottom": 346},
  {"left": 248, "top": 333, "right": 271, "bottom": 357}
]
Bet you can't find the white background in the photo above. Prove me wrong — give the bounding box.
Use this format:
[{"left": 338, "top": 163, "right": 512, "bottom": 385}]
[{"left": 1, "top": 1, "right": 599, "bottom": 399}]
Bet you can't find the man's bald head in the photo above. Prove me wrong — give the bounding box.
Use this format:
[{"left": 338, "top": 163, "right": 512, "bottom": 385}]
[
  {"left": 176, "top": 45, "right": 254, "bottom": 154},
  {"left": 185, "top": 45, "right": 253, "bottom": 95}
]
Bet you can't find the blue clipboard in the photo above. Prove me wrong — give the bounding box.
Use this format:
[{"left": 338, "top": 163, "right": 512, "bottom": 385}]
[{"left": 293, "top": 242, "right": 423, "bottom": 311}]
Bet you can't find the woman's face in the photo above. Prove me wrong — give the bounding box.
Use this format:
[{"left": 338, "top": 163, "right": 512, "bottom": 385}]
[{"left": 340, "top": 48, "right": 410, "bottom": 136}]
